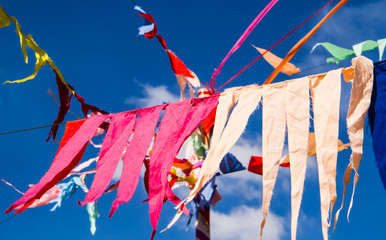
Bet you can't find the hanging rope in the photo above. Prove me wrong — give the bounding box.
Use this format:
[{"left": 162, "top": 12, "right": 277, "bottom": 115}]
[{"left": 0, "top": 123, "right": 66, "bottom": 136}]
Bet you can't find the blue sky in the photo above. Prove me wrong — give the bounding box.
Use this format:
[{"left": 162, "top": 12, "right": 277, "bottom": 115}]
[{"left": 0, "top": 0, "right": 385, "bottom": 239}]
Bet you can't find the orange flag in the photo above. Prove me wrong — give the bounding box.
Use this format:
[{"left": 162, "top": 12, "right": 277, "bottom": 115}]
[{"left": 252, "top": 45, "right": 300, "bottom": 76}]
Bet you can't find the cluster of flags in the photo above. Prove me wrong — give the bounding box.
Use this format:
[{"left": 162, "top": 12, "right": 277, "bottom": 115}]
[{"left": 1, "top": 1, "right": 385, "bottom": 240}]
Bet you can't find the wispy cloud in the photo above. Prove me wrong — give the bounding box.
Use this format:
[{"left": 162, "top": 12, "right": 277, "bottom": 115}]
[
  {"left": 211, "top": 205, "right": 286, "bottom": 240},
  {"left": 124, "top": 83, "right": 179, "bottom": 108},
  {"left": 316, "top": 1, "right": 386, "bottom": 44}
]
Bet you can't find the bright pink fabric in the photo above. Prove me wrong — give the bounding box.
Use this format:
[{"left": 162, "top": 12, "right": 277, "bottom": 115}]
[
  {"left": 210, "top": 0, "right": 278, "bottom": 88},
  {"left": 6, "top": 115, "right": 111, "bottom": 213},
  {"left": 110, "top": 105, "right": 164, "bottom": 217},
  {"left": 79, "top": 111, "right": 138, "bottom": 206},
  {"left": 148, "top": 95, "right": 219, "bottom": 232}
]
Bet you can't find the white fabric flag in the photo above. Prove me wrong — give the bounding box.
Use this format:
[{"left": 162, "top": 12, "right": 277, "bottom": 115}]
[
  {"left": 286, "top": 77, "right": 310, "bottom": 240},
  {"left": 260, "top": 83, "right": 287, "bottom": 239},
  {"left": 310, "top": 68, "right": 341, "bottom": 240}
]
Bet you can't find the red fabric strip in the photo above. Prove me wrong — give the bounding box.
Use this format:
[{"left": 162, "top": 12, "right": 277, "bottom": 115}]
[
  {"left": 138, "top": 13, "right": 158, "bottom": 39},
  {"left": 79, "top": 111, "right": 138, "bottom": 206},
  {"left": 110, "top": 105, "right": 164, "bottom": 217},
  {"left": 156, "top": 35, "right": 168, "bottom": 49},
  {"left": 155, "top": 34, "right": 195, "bottom": 78},
  {"left": 248, "top": 156, "right": 290, "bottom": 176},
  {"left": 74, "top": 93, "right": 109, "bottom": 117},
  {"left": 6, "top": 115, "right": 110, "bottom": 213},
  {"left": 46, "top": 72, "right": 73, "bottom": 141},
  {"left": 165, "top": 49, "right": 195, "bottom": 78},
  {"left": 202, "top": 107, "right": 217, "bottom": 135}
]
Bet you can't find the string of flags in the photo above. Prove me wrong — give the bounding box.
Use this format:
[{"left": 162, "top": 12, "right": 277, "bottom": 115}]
[
  {"left": 312, "top": 38, "right": 386, "bottom": 64},
  {"left": 1, "top": 1, "right": 385, "bottom": 240}
]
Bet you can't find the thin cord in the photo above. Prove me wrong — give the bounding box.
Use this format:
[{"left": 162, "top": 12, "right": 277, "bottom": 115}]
[
  {"left": 0, "top": 215, "right": 17, "bottom": 225},
  {"left": 301, "top": 62, "right": 330, "bottom": 72},
  {"left": 0, "top": 63, "right": 337, "bottom": 137},
  {"left": 215, "top": 0, "right": 335, "bottom": 92},
  {"left": 0, "top": 122, "right": 66, "bottom": 136}
]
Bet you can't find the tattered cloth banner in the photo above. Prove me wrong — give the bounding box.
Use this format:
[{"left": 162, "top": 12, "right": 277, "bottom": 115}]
[
  {"left": 169, "top": 57, "right": 373, "bottom": 240},
  {"left": 5, "top": 95, "right": 219, "bottom": 239}
]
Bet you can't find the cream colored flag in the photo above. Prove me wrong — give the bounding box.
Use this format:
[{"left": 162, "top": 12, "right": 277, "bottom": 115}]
[
  {"left": 163, "top": 88, "right": 238, "bottom": 231},
  {"left": 253, "top": 45, "right": 301, "bottom": 76},
  {"left": 286, "top": 77, "right": 310, "bottom": 240},
  {"left": 164, "top": 86, "right": 262, "bottom": 231},
  {"left": 193, "top": 86, "right": 262, "bottom": 203},
  {"left": 260, "top": 83, "right": 287, "bottom": 240},
  {"left": 310, "top": 68, "right": 341, "bottom": 240},
  {"left": 334, "top": 56, "right": 374, "bottom": 229}
]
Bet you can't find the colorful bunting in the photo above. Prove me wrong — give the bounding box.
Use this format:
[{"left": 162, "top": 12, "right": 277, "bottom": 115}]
[
  {"left": 311, "top": 42, "right": 355, "bottom": 64},
  {"left": 6, "top": 95, "right": 219, "bottom": 239},
  {"left": 1, "top": 2, "right": 382, "bottom": 240},
  {"left": 312, "top": 38, "right": 386, "bottom": 64},
  {"left": 171, "top": 57, "right": 373, "bottom": 240}
]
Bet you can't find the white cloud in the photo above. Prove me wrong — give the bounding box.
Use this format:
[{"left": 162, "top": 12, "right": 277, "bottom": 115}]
[
  {"left": 211, "top": 205, "right": 286, "bottom": 240},
  {"left": 124, "top": 84, "right": 179, "bottom": 108},
  {"left": 316, "top": 1, "right": 386, "bottom": 44}
]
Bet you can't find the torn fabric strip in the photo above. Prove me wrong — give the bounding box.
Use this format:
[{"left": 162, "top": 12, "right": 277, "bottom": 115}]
[
  {"left": 310, "top": 69, "right": 341, "bottom": 240},
  {"left": 6, "top": 115, "right": 111, "bottom": 213},
  {"left": 334, "top": 56, "right": 374, "bottom": 228},
  {"left": 286, "top": 78, "right": 310, "bottom": 240},
  {"left": 149, "top": 96, "right": 219, "bottom": 234},
  {"left": 111, "top": 105, "right": 164, "bottom": 217},
  {"left": 80, "top": 112, "right": 138, "bottom": 206},
  {"left": 164, "top": 86, "right": 262, "bottom": 231},
  {"left": 260, "top": 83, "right": 287, "bottom": 240}
]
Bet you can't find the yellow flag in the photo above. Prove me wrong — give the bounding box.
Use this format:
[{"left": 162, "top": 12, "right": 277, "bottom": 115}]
[
  {"left": 0, "top": 4, "right": 74, "bottom": 95},
  {"left": 0, "top": 5, "right": 10, "bottom": 28}
]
